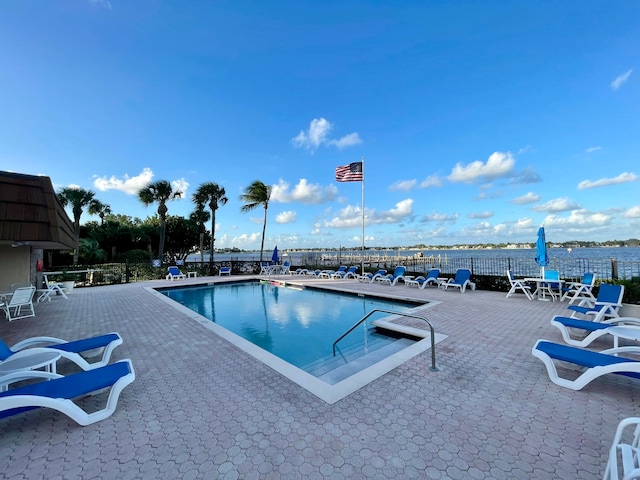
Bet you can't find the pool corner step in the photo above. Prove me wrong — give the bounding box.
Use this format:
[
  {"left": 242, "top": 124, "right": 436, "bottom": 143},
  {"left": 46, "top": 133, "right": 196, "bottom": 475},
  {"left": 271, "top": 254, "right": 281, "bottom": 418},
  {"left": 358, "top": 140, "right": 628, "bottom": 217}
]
[{"left": 371, "top": 319, "right": 431, "bottom": 339}]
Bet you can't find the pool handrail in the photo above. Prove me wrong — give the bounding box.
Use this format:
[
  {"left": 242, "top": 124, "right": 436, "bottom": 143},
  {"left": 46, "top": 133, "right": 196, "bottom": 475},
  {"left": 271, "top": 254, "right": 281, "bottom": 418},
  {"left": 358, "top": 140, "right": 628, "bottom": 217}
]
[{"left": 332, "top": 308, "right": 438, "bottom": 371}]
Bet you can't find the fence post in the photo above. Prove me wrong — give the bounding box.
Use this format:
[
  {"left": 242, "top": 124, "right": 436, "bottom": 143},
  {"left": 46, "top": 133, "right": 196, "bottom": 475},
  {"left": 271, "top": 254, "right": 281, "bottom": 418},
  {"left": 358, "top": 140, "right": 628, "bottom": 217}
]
[
  {"left": 125, "top": 260, "right": 130, "bottom": 283},
  {"left": 612, "top": 258, "right": 619, "bottom": 280}
]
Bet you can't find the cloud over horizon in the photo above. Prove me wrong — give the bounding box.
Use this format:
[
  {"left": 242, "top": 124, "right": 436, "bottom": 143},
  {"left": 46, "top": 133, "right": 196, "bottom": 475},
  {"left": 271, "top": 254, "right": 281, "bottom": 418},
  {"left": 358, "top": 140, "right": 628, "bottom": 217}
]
[{"left": 291, "top": 118, "right": 362, "bottom": 152}]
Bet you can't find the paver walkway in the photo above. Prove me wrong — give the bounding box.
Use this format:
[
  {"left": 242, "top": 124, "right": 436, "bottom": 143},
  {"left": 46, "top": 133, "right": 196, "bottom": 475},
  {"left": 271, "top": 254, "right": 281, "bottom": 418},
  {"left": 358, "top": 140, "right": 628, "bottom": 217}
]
[{"left": 1, "top": 275, "right": 638, "bottom": 479}]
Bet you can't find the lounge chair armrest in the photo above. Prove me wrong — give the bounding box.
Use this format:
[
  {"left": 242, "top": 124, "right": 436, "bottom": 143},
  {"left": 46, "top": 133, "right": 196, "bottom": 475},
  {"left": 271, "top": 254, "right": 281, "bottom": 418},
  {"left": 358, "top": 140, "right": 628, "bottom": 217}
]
[
  {"left": 11, "top": 336, "right": 68, "bottom": 351},
  {"left": 0, "top": 370, "right": 62, "bottom": 390},
  {"left": 6, "top": 347, "right": 60, "bottom": 360}
]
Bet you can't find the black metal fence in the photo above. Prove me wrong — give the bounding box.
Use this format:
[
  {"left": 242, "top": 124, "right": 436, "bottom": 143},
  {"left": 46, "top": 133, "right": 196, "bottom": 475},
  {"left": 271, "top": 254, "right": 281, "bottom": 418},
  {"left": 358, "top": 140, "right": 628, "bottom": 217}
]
[{"left": 50, "top": 255, "right": 640, "bottom": 287}]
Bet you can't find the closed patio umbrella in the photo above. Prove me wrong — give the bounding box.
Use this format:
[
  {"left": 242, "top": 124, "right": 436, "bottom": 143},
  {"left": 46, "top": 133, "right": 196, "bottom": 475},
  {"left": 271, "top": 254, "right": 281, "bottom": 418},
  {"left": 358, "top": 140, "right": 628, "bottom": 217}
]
[
  {"left": 271, "top": 245, "right": 279, "bottom": 264},
  {"left": 535, "top": 226, "right": 549, "bottom": 277}
]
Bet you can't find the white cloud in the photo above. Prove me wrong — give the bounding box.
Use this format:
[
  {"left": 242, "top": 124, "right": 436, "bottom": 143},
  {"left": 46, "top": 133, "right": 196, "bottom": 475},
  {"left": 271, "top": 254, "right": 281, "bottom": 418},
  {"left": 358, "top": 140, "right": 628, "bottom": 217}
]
[
  {"left": 585, "top": 146, "right": 602, "bottom": 153},
  {"left": 171, "top": 179, "right": 189, "bottom": 199},
  {"left": 327, "top": 132, "right": 363, "bottom": 149},
  {"left": 270, "top": 179, "right": 337, "bottom": 204},
  {"left": 511, "top": 192, "right": 541, "bottom": 205},
  {"left": 543, "top": 210, "right": 611, "bottom": 228},
  {"left": 419, "top": 212, "right": 459, "bottom": 223},
  {"left": 230, "top": 232, "right": 262, "bottom": 247},
  {"left": 468, "top": 211, "right": 493, "bottom": 219},
  {"left": 533, "top": 197, "right": 582, "bottom": 213},
  {"left": 275, "top": 211, "right": 297, "bottom": 224},
  {"left": 611, "top": 69, "right": 633, "bottom": 91},
  {"left": 624, "top": 206, "right": 640, "bottom": 218},
  {"left": 577, "top": 172, "right": 638, "bottom": 190},
  {"left": 419, "top": 175, "right": 443, "bottom": 188},
  {"left": 389, "top": 179, "right": 417, "bottom": 192},
  {"left": 324, "top": 199, "right": 414, "bottom": 228},
  {"left": 448, "top": 151, "right": 515, "bottom": 183},
  {"left": 514, "top": 217, "right": 535, "bottom": 230},
  {"left": 291, "top": 118, "right": 361, "bottom": 152},
  {"left": 93, "top": 168, "right": 154, "bottom": 194}
]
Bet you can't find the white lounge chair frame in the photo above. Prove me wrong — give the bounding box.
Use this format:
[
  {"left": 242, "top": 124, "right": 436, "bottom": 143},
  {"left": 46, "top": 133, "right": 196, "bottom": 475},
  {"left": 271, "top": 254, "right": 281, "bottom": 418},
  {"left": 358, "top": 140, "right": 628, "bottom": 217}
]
[
  {"left": 405, "top": 269, "right": 440, "bottom": 289},
  {"left": 568, "top": 283, "right": 625, "bottom": 323},
  {"left": 0, "top": 359, "right": 135, "bottom": 426},
  {"left": 36, "top": 274, "right": 68, "bottom": 303},
  {"left": 603, "top": 417, "right": 640, "bottom": 480},
  {"left": 562, "top": 272, "right": 596, "bottom": 304},
  {"left": 532, "top": 339, "right": 640, "bottom": 390},
  {"left": 1, "top": 286, "right": 36, "bottom": 321},
  {"left": 441, "top": 269, "right": 474, "bottom": 293},
  {"left": 166, "top": 266, "right": 186, "bottom": 281},
  {"left": 377, "top": 266, "right": 407, "bottom": 286},
  {"left": 550, "top": 316, "right": 640, "bottom": 348},
  {"left": 1, "top": 332, "right": 124, "bottom": 370}
]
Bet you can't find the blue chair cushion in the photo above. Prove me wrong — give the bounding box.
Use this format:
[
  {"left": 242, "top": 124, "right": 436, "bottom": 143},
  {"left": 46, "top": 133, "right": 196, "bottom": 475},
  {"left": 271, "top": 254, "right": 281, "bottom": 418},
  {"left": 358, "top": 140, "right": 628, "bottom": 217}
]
[
  {"left": 535, "top": 341, "right": 640, "bottom": 380},
  {"left": 553, "top": 316, "right": 611, "bottom": 332},
  {"left": 0, "top": 360, "right": 131, "bottom": 419},
  {"left": 48, "top": 333, "right": 120, "bottom": 354}
]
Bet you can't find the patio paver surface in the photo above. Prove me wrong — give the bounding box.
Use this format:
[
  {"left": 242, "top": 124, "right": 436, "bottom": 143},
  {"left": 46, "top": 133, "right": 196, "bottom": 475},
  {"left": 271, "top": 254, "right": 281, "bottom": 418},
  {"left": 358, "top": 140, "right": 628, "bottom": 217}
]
[{"left": 1, "top": 275, "right": 638, "bottom": 479}]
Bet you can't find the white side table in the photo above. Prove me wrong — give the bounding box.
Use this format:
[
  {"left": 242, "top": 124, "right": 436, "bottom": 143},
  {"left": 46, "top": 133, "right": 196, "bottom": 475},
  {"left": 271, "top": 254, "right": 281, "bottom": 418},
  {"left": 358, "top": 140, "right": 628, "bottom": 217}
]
[
  {"left": 607, "top": 326, "right": 640, "bottom": 350},
  {"left": 187, "top": 272, "right": 198, "bottom": 278},
  {"left": 0, "top": 351, "right": 61, "bottom": 375}
]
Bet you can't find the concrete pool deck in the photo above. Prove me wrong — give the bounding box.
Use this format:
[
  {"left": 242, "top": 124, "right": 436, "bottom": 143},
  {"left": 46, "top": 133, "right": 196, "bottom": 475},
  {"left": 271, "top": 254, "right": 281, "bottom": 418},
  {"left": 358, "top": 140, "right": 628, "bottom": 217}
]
[{"left": 1, "top": 274, "right": 636, "bottom": 479}]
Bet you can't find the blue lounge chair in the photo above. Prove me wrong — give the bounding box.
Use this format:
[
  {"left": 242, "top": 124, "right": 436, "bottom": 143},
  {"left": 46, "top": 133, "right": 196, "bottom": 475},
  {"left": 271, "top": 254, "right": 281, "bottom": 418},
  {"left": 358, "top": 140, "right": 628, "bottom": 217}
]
[
  {"left": 505, "top": 270, "right": 533, "bottom": 300},
  {"left": 1, "top": 333, "right": 123, "bottom": 371},
  {"left": 550, "top": 316, "right": 640, "bottom": 347},
  {"left": 332, "top": 266, "right": 358, "bottom": 279},
  {"left": 166, "top": 266, "right": 186, "bottom": 281},
  {"left": 561, "top": 272, "right": 596, "bottom": 304},
  {"left": 279, "top": 261, "right": 292, "bottom": 275},
  {"left": 405, "top": 268, "right": 441, "bottom": 289},
  {"left": 532, "top": 339, "right": 640, "bottom": 390},
  {"left": 359, "top": 269, "right": 387, "bottom": 283},
  {"left": 568, "top": 283, "right": 625, "bottom": 322},
  {"left": 377, "top": 266, "right": 407, "bottom": 286},
  {"left": 441, "top": 269, "right": 474, "bottom": 293},
  {"left": 0, "top": 359, "right": 135, "bottom": 426},
  {"left": 219, "top": 267, "right": 231, "bottom": 276}
]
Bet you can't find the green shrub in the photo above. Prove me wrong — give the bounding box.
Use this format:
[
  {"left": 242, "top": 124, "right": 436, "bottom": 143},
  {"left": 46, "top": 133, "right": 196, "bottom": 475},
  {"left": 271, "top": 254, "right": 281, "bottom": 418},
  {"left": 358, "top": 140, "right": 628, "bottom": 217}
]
[{"left": 614, "top": 277, "right": 640, "bottom": 305}]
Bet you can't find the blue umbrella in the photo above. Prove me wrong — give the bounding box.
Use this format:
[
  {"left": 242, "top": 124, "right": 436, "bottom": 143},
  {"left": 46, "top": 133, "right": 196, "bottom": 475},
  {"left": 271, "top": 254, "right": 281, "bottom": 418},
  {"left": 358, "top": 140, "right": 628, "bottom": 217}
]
[
  {"left": 535, "top": 226, "right": 549, "bottom": 277},
  {"left": 271, "top": 245, "right": 279, "bottom": 264}
]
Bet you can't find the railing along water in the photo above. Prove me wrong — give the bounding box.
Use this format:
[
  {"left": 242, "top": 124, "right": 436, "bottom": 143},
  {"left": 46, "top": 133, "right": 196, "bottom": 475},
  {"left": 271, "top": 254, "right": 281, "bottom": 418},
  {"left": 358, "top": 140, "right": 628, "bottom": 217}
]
[{"left": 332, "top": 308, "right": 438, "bottom": 372}]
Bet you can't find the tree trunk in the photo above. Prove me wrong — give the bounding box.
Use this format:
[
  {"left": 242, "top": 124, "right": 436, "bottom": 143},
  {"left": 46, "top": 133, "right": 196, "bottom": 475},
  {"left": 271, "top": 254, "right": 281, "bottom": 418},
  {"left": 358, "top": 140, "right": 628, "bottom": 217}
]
[{"left": 259, "top": 205, "right": 267, "bottom": 263}]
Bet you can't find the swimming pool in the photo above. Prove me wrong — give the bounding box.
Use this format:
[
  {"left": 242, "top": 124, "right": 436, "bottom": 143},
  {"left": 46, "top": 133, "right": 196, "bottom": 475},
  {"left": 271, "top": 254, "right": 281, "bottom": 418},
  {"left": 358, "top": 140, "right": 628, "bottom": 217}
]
[
  {"left": 161, "top": 281, "right": 418, "bottom": 366},
  {"left": 153, "top": 280, "right": 446, "bottom": 403}
]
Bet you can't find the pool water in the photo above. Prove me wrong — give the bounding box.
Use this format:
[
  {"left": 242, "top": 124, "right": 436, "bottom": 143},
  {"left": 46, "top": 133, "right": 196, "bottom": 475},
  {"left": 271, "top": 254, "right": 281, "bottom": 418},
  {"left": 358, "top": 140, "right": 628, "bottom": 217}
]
[{"left": 161, "top": 281, "right": 420, "bottom": 371}]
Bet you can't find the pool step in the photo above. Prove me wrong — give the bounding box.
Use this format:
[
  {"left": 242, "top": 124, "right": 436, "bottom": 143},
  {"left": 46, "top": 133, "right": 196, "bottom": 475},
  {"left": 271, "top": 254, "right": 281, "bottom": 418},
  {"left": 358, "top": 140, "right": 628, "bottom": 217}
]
[{"left": 301, "top": 330, "right": 416, "bottom": 384}]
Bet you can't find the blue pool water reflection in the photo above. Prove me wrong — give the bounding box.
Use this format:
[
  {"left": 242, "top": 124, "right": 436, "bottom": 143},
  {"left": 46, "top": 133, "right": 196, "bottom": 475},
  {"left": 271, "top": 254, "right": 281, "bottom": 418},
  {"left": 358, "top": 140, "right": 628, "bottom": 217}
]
[{"left": 161, "top": 281, "right": 420, "bottom": 369}]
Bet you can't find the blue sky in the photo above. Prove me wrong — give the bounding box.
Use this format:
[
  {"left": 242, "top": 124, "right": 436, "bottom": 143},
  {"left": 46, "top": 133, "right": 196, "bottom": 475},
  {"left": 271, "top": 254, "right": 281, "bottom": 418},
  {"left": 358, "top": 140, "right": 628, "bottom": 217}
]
[{"left": 1, "top": 1, "right": 639, "bottom": 250}]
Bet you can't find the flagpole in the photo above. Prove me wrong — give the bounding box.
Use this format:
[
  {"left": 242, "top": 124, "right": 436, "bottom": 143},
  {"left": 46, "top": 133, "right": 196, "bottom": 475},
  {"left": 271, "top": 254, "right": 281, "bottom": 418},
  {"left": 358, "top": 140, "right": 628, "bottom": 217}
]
[{"left": 361, "top": 156, "right": 365, "bottom": 278}]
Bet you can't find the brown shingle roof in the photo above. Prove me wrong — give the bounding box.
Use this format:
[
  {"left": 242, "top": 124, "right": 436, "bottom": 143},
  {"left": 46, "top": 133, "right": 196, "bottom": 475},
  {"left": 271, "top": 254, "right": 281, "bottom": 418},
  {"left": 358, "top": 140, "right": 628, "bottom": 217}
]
[{"left": 0, "top": 171, "right": 76, "bottom": 249}]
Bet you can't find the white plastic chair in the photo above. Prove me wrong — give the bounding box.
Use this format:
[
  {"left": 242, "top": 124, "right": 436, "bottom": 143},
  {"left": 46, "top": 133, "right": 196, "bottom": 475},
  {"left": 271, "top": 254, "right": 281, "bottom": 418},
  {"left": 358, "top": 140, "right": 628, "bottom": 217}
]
[
  {"left": 1, "top": 286, "right": 36, "bottom": 321},
  {"left": 604, "top": 417, "right": 640, "bottom": 479},
  {"left": 505, "top": 270, "right": 533, "bottom": 300}
]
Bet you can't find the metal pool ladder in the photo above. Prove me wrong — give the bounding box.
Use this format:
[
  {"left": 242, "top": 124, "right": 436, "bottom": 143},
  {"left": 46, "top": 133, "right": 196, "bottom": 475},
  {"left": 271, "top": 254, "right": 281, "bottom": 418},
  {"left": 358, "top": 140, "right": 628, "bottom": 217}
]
[{"left": 332, "top": 308, "right": 439, "bottom": 372}]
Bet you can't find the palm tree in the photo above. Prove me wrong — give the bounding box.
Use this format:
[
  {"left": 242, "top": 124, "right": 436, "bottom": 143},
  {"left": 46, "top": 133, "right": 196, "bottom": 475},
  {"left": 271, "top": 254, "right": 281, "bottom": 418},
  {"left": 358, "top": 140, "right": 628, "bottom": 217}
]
[
  {"left": 57, "top": 186, "right": 98, "bottom": 265},
  {"left": 193, "top": 182, "right": 228, "bottom": 268},
  {"left": 240, "top": 180, "right": 272, "bottom": 263},
  {"left": 138, "top": 180, "right": 181, "bottom": 263},
  {"left": 89, "top": 200, "right": 112, "bottom": 225},
  {"left": 189, "top": 206, "right": 210, "bottom": 266}
]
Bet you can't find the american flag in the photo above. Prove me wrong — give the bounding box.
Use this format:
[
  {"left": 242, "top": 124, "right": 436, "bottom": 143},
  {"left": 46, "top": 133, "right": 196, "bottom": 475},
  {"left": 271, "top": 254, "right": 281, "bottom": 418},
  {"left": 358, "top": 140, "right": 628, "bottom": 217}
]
[{"left": 335, "top": 162, "right": 363, "bottom": 182}]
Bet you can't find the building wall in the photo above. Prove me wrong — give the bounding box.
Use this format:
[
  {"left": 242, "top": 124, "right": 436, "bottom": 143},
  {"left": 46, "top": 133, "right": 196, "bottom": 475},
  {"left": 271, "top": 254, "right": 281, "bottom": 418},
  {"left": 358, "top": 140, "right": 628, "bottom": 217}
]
[{"left": 0, "top": 245, "right": 30, "bottom": 291}]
